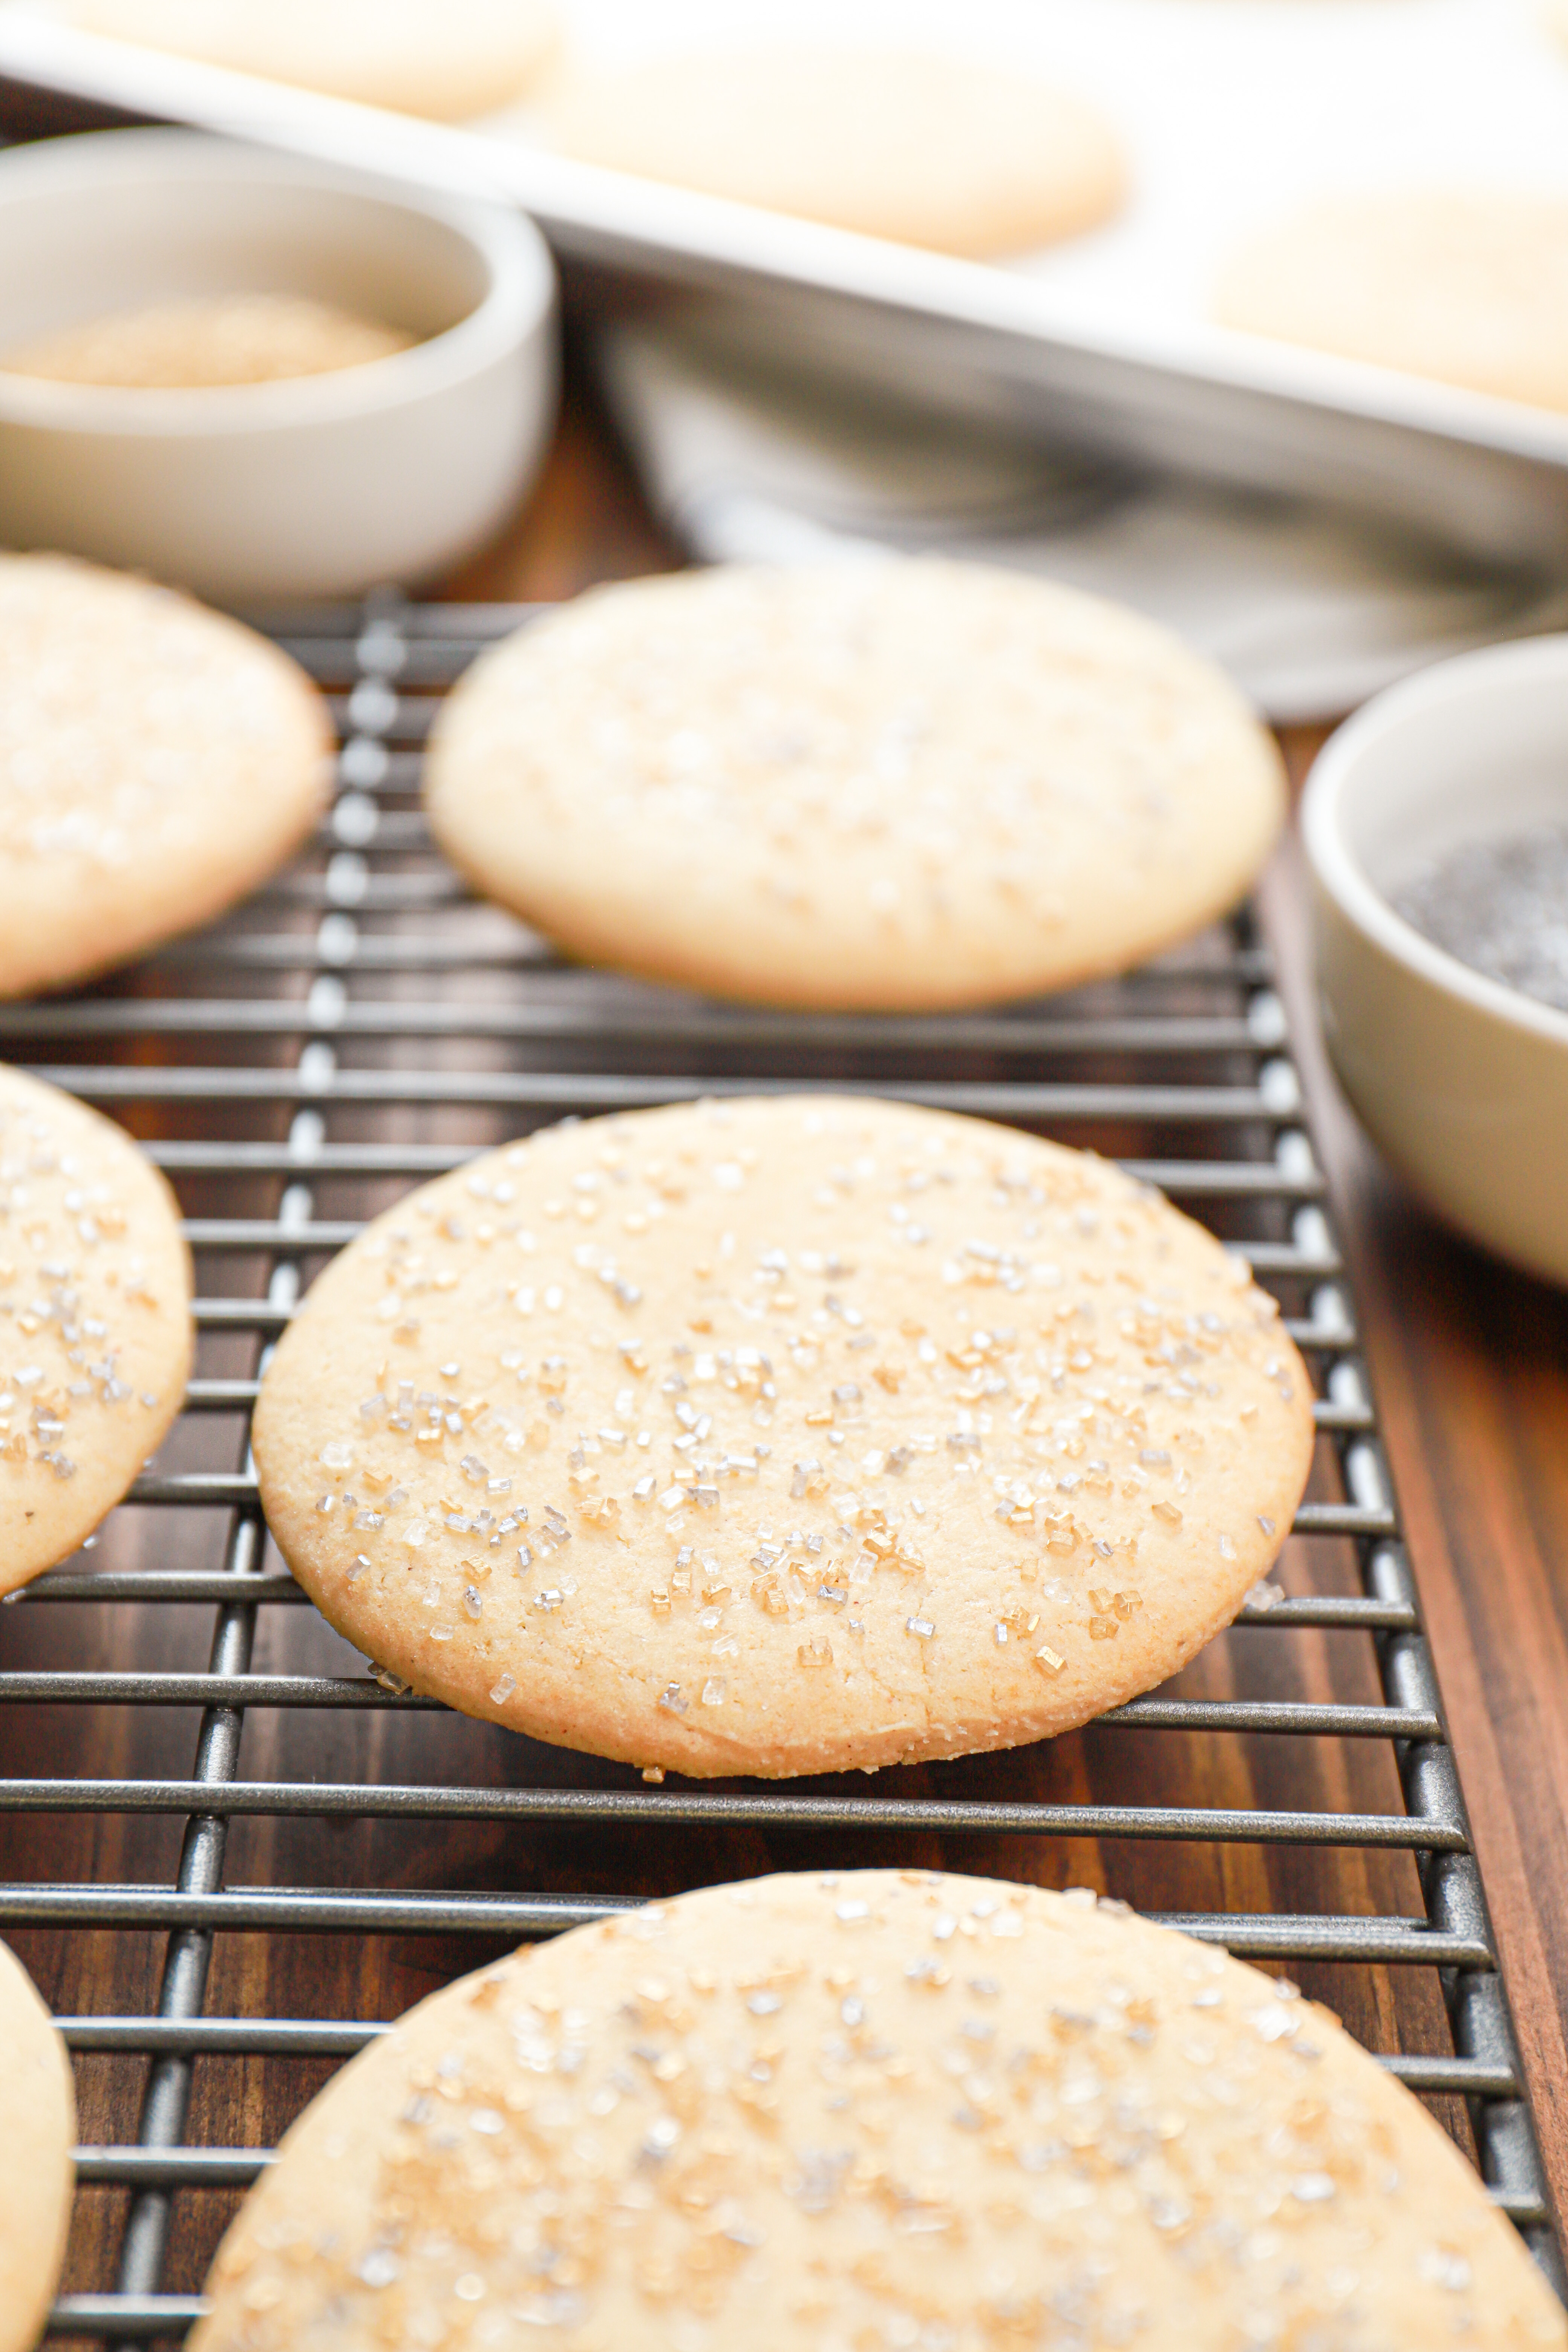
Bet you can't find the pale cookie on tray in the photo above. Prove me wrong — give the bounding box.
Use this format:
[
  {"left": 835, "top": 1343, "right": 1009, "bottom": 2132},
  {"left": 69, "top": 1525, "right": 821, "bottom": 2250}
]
[
  {"left": 252, "top": 1097, "right": 1314, "bottom": 1779},
  {"left": 191, "top": 1869, "right": 1568, "bottom": 2352},
  {"left": 0, "top": 1937, "right": 75, "bottom": 2352},
  {"left": 3, "top": 295, "right": 417, "bottom": 389},
  {"left": 0, "top": 1065, "right": 193, "bottom": 1595},
  {"left": 541, "top": 46, "right": 1125, "bottom": 258},
  {"left": 425, "top": 561, "right": 1288, "bottom": 1013},
  {"left": 0, "top": 553, "right": 332, "bottom": 997},
  {"left": 1214, "top": 191, "right": 1568, "bottom": 414},
  {"left": 66, "top": 0, "right": 558, "bottom": 122}
]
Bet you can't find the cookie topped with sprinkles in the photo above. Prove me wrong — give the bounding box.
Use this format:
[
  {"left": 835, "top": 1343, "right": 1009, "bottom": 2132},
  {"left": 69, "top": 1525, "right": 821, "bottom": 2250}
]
[
  {"left": 0, "top": 553, "right": 331, "bottom": 998},
  {"left": 190, "top": 1869, "right": 1567, "bottom": 2352},
  {"left": 424, "top": 561, "right": 1287, "bottom": 1012},
  {"left": 0, "top": 1064, "right": 193, "bottom": 1594},
  {"left": 252, "top": 1097, "right": 1312, "bottom": 1778}
]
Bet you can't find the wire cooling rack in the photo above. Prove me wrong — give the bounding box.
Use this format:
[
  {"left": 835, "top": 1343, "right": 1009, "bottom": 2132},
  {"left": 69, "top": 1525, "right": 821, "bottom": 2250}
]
[{"left": 0, "top": 594, "right": 1558, "bottom": 2343}]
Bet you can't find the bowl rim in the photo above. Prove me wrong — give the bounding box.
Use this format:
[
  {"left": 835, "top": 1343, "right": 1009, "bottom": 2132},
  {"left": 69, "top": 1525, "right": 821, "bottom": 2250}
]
[
  {"left": 0, "top": 124, "right": 554, "bottom": 435},
  {"left": 1302, "top": 630, "right": 1568, "bottom": 1050}
]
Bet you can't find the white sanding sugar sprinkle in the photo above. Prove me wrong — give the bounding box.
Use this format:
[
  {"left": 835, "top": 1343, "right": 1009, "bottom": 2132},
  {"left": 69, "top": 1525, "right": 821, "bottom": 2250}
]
[{"left": 1393, "top": 824, "right": 1568, "bottom": 1014}]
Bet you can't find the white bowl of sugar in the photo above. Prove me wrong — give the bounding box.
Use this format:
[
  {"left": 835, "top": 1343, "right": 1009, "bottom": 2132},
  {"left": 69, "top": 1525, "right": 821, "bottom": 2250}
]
[
  {"left": 0, "top": 127, "right": 557, "bottom": 601},
  {"left": 1303, "top": 634, "right": 1568, "bottom": 1287}
]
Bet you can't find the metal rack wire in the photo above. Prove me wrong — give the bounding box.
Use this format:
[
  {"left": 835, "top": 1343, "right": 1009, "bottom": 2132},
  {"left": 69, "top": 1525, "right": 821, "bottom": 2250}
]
[{"left": 0, "top": 595, "right": 1557, "bottom": 2342}]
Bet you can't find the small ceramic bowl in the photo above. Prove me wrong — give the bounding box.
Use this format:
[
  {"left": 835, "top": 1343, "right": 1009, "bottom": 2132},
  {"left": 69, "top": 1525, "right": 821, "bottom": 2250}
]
[
  {"left": 1303, "top": 634, "right": 1568, "bottom": 1287},
  {"left": 0, "top": 127, "right": 557, "bottom": 600}
]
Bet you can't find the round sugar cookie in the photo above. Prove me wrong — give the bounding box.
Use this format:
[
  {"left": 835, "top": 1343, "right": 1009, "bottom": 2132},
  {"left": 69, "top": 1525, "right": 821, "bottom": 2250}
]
[
  {"left": 252, "top": 1097, "right": 1314, "bottom": 1779},
  {"left": 66, "top": 0, "right": 558, "bottom": 122},
  {"left": 0, "top": 1938, "right": 75, "bottom": 2352},
  {"left": 0, "top": 1066, "right": 193, "bottom": 1593},
  {"left": 191, "top": 1869, "right": 1567, "bottom": 2352},
  {"left": 541, "top": 46, "right": 1124, "bottom": 258},
  {"left": 0, "top": 554, "right": 332, "bottom": 997},
  {"left": 1214, "top": 191, "right": 1568, "bottom": 413},
  {"left": 425, "top": 562, "right": 1287, "bottom": 1014}
]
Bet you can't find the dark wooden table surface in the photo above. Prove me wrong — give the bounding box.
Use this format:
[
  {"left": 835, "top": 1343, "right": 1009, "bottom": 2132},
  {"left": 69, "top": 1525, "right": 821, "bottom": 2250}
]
[{"left": 7, "top": 366, "right": 1567, "bottom": 2323}]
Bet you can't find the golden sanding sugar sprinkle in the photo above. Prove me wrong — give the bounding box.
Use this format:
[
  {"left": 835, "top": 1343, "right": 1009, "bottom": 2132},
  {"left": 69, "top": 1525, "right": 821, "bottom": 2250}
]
[
  {"left": 2, "top": 294, "right": 418, "bottom": 389},
  {"left": 1393, "top": 823, "right": 1568, "bottom": 1014}
]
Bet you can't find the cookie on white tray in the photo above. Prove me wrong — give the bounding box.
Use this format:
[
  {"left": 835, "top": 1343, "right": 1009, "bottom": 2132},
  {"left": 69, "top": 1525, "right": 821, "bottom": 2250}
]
[
  {"left": 0, "top": 1064, "right": 193, "bottom": 1594},
  {"left": 252, "top": 1096, "right": 1314, "bottom": 1778},
  {"left": 190, "top": 1870, "right": 1568, "bottom": 2352},
  {"left": 0, "top": 553, "right": 331, "bottom": 997},
  {"left": 0, "top": 1937, "right": 75, "bottom": 2352},
  {"left": 542, "top": 45, "right": 1124, "bottom": 258},
  {"left": 424, "top": 561, "right": 1288, "bottom": 1012},
  {"left": 1215, "top": 191, "right": 1568, "bottom": 414},
  {"left": 66, "top": 0, "right": 558, "bottom": 122}
]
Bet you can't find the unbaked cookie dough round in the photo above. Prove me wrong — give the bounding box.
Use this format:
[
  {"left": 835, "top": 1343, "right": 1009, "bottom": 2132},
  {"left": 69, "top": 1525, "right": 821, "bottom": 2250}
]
[
  {"left": 1214, "top": 191, "right": 1568, "bottom": 413},
  {"left": 425, "top": 561, "right": 1287, "bottom": 1013},
  {"left": 541, "top": 46, "right": 1124, "bottom": 257},
  {"left": 0, "top": 554, "right": 332, "bottom": 997},
  {"left": 0, "top": 1938, "right": 75, "bottom": 2352},
  {"left": 0, "top": 1065, "right": 193, "bottom": 1594},
  {"left": 252, "top": 1097, "right": 1314, "bottom": 1779},
  {"left": 66, "top": 0, "right": 558, "bottom": 122},
  {"left": 190, "top": 1870, "right": 1568, "bottom": 2352}
]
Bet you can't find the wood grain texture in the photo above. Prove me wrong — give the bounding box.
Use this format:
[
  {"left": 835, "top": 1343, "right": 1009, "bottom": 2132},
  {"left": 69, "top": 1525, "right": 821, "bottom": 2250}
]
[{"left": 0, "top": 404, "right": 1550, "bottom": 2340}]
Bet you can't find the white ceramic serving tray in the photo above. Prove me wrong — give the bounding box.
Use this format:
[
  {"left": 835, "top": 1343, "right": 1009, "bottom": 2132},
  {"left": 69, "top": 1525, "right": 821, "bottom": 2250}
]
[{"left": 3, "top": 0, "right": 1568, "bottom": 564}]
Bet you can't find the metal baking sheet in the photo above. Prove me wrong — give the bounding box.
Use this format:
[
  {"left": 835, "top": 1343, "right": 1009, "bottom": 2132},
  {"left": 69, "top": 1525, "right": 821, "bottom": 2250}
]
[{"left": 2, "top": 0, "right": 1568, "bottom": 563}]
